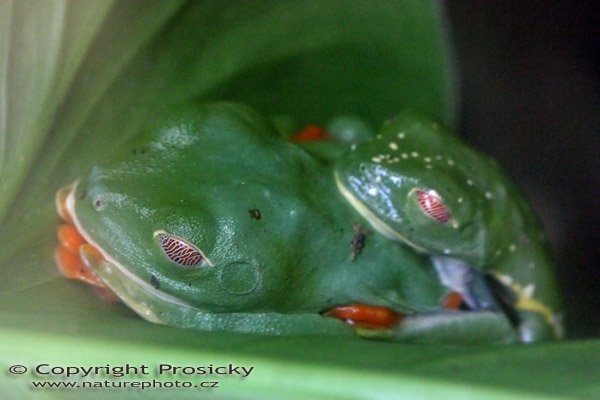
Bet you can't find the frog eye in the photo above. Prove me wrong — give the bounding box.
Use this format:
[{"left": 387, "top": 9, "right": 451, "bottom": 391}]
[
  {"left": 154, "top": 230, "right": 212, "bottom": 267},
  {"left": 415, "top": 190, "right": 451, "bottom": 224}
]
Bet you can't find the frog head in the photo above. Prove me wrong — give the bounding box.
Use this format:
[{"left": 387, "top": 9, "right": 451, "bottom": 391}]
[
  {"left": 334, "top": 111, "right": 500, "bottom": 267},
  {"left": 55, "top": 103, "right": 307, "bottom": 322},
  {"left": 66, "top": 174, "right": 268, "bottom": 314}
]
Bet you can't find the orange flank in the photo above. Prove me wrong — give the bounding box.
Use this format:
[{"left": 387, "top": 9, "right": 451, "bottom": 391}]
[
  {"left": 57, "top": 223, "right": 86, "bottom": 254},
  {"left": 442, "top": 291, "right": 464, "bottom": 310},
  {"left": 290, "top": 125, "right": 331, "bottom": 142},
  {"left": 324, "top": 304, "right": 403, "bottom": 329}
]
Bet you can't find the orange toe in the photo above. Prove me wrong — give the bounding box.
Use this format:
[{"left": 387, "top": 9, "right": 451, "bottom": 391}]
[
  {"left": 54, "top": 246, "right": 83, "bottom": 280},
  {"left": 290, "top": 125, "right": 331, "bottom": 142},
  {"left": 54, "top": 245, "right": 105, "bottom": 288},
  {"left": 442, "top": 291, "right": 464, "bottom": 310},
  {"left": 57, "top": 224, "right": 86, "bottom": 254},
  {"left": 324, "top": 304, "right": 402, "bottom": 330}
]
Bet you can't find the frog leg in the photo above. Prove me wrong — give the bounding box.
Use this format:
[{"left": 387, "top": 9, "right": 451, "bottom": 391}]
[
  {"left": 367, "top": 310, "right": 519, "bottom": 344},
  {"left": 80, "top": 247, "right": 356, "bottom": 336},
  {"left": 321, "top": 302, "right": 519, "bottom": 344},
  {"left": 54, "top": 186, "right": 120, "bottom": 302},
  {"left": 432, "top": 256, "right": 560, "bottom": 342},
  {"left": 431, "top": 256, "right": 500, "bottom": 310},
  {"left": 486, "top": 273, "right": 563, "bottom": 342}
]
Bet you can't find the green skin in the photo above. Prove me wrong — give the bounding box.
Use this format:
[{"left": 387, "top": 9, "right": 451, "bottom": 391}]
[{"left": 63, "top": 102, "right": 561, "bottom": 343}]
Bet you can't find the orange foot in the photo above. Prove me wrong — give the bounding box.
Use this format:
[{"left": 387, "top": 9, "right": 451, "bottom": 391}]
[
  {"left": 54, "top": 186, "right": 120, "bottom": 303},
  {"left": 442, "top": 291, "right": 466, "bottom": 310},
  {"left": 289, "top": 125, "right": 331, "bottom": 142},
  {"left": 323, "top": 304, "right": 403, "bottom": 330}
]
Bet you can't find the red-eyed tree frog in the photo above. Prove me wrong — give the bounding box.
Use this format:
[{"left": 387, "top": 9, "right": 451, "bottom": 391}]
[{"left": 54, "top": 102, "right": 562, "bottom": 343}]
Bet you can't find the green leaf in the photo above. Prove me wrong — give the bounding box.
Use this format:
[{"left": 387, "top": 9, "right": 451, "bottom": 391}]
[
  {"left": 0, "top": 0, "right": 115, "bottom": 220},
  {"left": 4, "top": 1, "right": 596, "bottom": 399}
]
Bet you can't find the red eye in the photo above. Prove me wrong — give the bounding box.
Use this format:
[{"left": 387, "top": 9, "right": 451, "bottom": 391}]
[
  {"left": 416, "top": 190, "right": 452, "bottom": 223},
  {"left": 154, "top": 231, "right": 209, "bottom": 267}
]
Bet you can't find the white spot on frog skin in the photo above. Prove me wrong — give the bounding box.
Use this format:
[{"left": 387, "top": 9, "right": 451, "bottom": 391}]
[
  {"left": 372, "top": 156, "right": 382, "bottom": 163},
  {"left": 410, "top": 151, "right": 419, "bottom": 158},
  {"left": 351, "top": 144, "right": 357, "bottom": 151},
  {"left": 467, "top": 179, "right": 474, "bottom": 186},
  {"left": 401, "top": 153, "right": 408, "bottom": 159},
  {"left": 397, "top": 132, "right": 406, "bottom": 139},
  {"left": 368, "top": 187, "right": 378, "bottom": 196},
  {"left": 522, "top": 284, "right": 535, "bottom": 298},
  {"left": 375, "top": 176, "right": 382, "bottom": 183},
  {"left": 376, "top": 134, "right": 383, "bottom": 139},
  {"left": 509, "top": 243, "right": 516, "bottom": 252},
  {"left": 447, "top": 159, "right": 455, "bottom": 166},
  {"left": 389, "top": 142, "right": 399, "bottom": 150},
  {"left": 425, "top": 164, "right": 433, "bottom": 169},
  {"left": 435, "top": 155, "right": 442, "bottom": 160},
  {"left": 443, "top": 248, "right": 451, "bottom": 255},
  {"left": 457, "top": 197, "right": 464, "bottom": 203},
  {"left": 424, "top": 157, "right": 432, "bottom": 163},
  {"left": 485, "top": 191, "right": 493, "bottom": 199},
  {"left": 496, "top": 273, "right": 513, "bottom": 286}
]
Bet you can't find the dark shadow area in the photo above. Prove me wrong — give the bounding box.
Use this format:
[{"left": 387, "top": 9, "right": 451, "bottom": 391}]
[{"left": 446, "top": 2, "right": 600, "bottom": 337}]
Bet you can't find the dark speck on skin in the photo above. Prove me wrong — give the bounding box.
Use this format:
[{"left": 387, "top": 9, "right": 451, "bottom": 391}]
[
  {"left": 351, "top": 222, "right": 372, "bottom": 260},
  {"left": 249, "top": 208, "right": 262, "bottom": 220},
  {"left": 150, "top": 275, "right": 160, "bottom": 289},
  {"left": 78, "top": 190, "right": 86, "bottom": 200}
]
